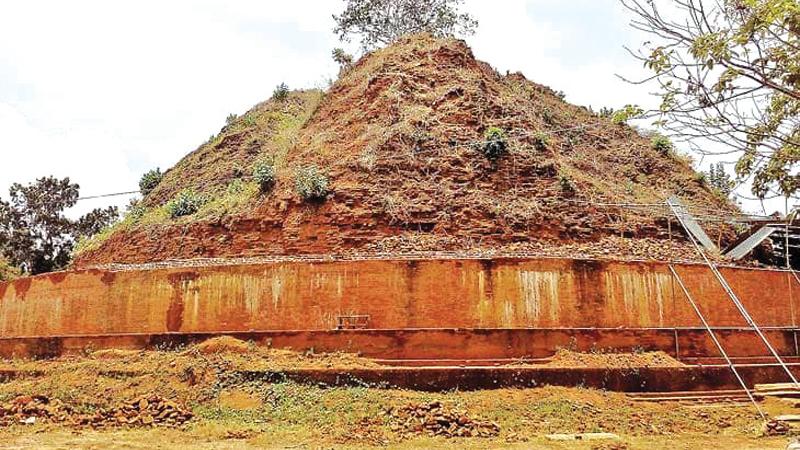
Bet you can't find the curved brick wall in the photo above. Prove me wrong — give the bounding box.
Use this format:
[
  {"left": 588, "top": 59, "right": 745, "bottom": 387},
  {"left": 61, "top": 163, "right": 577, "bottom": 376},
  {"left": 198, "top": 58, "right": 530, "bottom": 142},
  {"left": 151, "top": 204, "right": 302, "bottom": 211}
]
[{"left": 0, "top": 258, "right": 797, "bottom": 337}]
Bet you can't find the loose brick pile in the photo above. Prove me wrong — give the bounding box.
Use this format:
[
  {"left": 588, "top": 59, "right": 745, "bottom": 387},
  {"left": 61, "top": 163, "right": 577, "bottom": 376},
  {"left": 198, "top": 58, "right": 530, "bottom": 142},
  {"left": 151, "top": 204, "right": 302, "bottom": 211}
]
[
  {"left": 385, "top": 401, "right": 500, "bottom": 438},
  {"left": 763, "top": 418, "right": 790, "bottom": 436},
  {"left": 0, "top": 394, "right": 193, "bottom": 428}
]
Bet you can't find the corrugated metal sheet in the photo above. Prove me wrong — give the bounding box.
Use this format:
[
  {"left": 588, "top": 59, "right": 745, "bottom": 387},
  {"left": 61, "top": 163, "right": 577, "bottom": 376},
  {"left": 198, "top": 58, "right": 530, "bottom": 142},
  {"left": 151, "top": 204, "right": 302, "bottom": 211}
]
[
  {"left": 725, "top": 226, "right": 778, "bottom": 260},
  {"left": 667, "top": 196, "right": 718, "bottom": 253}
]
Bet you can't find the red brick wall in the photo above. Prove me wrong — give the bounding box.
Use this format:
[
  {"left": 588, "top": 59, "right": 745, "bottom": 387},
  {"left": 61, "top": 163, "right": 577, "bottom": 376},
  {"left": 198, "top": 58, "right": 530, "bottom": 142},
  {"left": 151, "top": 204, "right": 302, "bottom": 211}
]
[{"left": 0, "top": 258, "right": 796, "bottom": 337}]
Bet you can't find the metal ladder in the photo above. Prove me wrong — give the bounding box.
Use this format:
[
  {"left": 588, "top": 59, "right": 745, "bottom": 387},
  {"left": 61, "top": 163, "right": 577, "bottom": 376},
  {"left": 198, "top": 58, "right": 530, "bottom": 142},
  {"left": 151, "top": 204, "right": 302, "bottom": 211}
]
[{"left": 666, "top": 198, "right": 800, "bottom": 400}]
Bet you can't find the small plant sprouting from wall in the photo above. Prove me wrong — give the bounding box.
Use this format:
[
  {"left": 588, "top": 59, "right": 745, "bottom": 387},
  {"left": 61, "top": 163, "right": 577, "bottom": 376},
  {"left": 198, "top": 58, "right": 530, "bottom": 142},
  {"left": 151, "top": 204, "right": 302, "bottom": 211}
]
[
  {"left": 253, "top": 158, "right": 276, "bottom": 193},
  {"left": 294, "top": 165, "right": 329, "bottom": 201},
  {"left": 272, "top": 83, "right": 290, "bottom": 102},
  {"left": 558, "top": 170, "right": 576, "bottom": 195},
  {"left": 482, "top": 127, "right": 508, "bottom": 160},
  {"left": 650, "top": 134, "right": 673, "bottom": 155},
  {"left": 126, "top": 200, "right": 147, "bottom": 222},
  {"left": 167, "top": 190, "right": 206, "bottom": 218},
  {"left": 532, "top": 131, "right": 550, "bottom": 150}
]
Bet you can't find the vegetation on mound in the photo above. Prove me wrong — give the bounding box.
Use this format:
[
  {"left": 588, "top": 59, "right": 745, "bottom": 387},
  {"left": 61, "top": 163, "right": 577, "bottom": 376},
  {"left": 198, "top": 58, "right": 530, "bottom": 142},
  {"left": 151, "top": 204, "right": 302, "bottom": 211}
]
[
  {"left": 166, "top": 190, "right": 206, "bottom": 218},
  {"left": 294, "top": 165, "right": 329, "bottom": 201},
  {"left": 73, "top": 89, "right": 324, "bottom": 259},
  {"left": 75, "top": 34, "right": 742, "bottom": 266},
  {"left": 138, "top": 168, "right": 163, "bottom": 197},
  {"left": 252, "top": 158, "right": 276, "bottom": 193},
  {"left": 481, "top": 127, "right": 508, "bottom": 160},
  {"left": 142, "top": 88, "right": 324, "bottom": 208}
]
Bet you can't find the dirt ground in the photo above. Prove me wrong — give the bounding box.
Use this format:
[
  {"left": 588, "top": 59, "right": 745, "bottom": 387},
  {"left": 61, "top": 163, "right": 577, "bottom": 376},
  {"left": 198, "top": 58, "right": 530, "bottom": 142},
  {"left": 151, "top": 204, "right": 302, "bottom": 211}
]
[
  {"left": 0, "top": 429, "right": 792, "bottom": 449},
  {"left": 542, "top": 348, "right": 685, "bottom": 369},
  {"left": 0, "top": 338, "right": 797, "bottom": 449}
]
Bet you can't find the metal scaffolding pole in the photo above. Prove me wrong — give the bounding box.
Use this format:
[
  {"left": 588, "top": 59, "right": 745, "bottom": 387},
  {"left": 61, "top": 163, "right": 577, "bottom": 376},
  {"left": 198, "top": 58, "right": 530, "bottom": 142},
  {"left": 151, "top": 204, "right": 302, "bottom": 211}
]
[
  {"left": 668, "top": 265, "right": 765, "bottom": 419},
  {"left": 667, "top": 197, "right": 800, "bottom": 389}
]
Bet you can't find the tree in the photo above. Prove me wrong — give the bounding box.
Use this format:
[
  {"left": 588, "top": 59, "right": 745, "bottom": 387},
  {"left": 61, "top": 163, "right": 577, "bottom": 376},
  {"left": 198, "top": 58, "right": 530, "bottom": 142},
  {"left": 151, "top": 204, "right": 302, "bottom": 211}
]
[
  {"left": 0, "top": 256, "right": 18, "bottom": 282},
  {"left": 0, "top": 177, "right": 118, "bottom": 275},
  {"left": 620, "top": 0, "right": 800, "bottom": 199},
  {"left": 332, "top": 47, "right": 355, "bottom": 73},
  {"left": 707, "top": 162, "right": 735, "bottom": 197},
  {"left": 333, "top": 0, "right": 478, "bottom": 50}
]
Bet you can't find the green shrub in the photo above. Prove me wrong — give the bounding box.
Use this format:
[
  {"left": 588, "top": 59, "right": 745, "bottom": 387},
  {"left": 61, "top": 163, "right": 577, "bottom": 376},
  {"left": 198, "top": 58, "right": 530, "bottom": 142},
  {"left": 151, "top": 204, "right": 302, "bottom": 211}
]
[
  {"left": 272, "top": 83, "right": 289, "bottom": 102},
  {"left": 706, "top": 162, "right": 734, "bottom": 197},
  {"left": 558, "top": 171, "right": 576, "bottom": 194},
  {"left": 253, "top": 159, "right": 276, "bottom": 192},
  {"left": 611, "top": 104, "right": 643, "bottom": 124},
  {"left": 532, "top": 131, "right": 550, "bottom": 150},
  {"left": 126, "top": 202, "right": 146, "bottom": 222},
  {"left": 294, "top": 165, "right": 329, "bottom": 201},
  {"left": 650, "top": 134, "right": 673, "bottom": 154},
  {"left": 541, "top": 107, "right": 555, "bottom": 124},
  {"left": 482, "top": 127, "right": 508, "bottom": 160},
  {"left": 226, "top": 113, "right": 238, "bottom": 125},
  {"left": 138, "top": 168, "right": 163, "bottom": 196},
  {"left": 167, "top": 190, "right": 205, "bottom": 218},
  {"left": 243, "top": 115, "right": 257, "bottom": 127},
  {"left": 226, "top": 179, "right": 245, "bottom": 195}
]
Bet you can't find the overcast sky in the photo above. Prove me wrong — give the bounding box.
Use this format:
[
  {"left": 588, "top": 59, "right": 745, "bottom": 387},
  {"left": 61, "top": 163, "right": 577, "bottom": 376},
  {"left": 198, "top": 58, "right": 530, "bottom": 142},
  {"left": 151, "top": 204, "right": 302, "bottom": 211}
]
[{"left": 0, "top": 0, "right": 783, "bottom": 216}]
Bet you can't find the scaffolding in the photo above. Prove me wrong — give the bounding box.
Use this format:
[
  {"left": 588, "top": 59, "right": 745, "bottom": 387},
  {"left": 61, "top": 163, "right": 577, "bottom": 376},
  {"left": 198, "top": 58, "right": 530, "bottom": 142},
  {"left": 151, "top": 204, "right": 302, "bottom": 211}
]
[
  {"left": 668, "top": 265, "right": 765, "bottom": 418},
  {"left": 666, "top": 196, "right": 800, "bottom": 418}
]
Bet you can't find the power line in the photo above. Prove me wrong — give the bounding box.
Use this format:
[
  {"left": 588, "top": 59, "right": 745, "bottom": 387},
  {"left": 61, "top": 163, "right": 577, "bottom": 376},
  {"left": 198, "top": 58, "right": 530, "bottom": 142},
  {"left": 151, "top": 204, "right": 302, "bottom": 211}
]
[{"left": 77, "top": 190, "right": 141, "bottom": 201}]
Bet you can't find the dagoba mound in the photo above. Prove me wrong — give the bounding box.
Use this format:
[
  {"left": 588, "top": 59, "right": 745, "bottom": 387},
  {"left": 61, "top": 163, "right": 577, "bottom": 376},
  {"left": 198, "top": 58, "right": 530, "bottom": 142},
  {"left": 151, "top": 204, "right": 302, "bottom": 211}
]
[{"left": 74, "top": 34, "right": 737, "bottom": 267}]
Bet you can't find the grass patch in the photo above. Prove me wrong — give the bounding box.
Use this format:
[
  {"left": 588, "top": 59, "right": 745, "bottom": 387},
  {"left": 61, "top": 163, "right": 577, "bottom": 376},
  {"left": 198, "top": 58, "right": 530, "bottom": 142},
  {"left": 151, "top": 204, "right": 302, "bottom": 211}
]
[{"left": 193, "top": 181, "right": 259, "bottom": 221}]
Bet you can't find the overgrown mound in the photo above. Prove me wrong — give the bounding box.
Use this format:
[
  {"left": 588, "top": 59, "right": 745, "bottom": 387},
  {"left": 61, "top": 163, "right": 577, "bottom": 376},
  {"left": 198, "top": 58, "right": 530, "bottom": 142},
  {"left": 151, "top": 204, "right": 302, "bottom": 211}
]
[{"left": 75, "top": 34, "right": 738, "bottom": 267}]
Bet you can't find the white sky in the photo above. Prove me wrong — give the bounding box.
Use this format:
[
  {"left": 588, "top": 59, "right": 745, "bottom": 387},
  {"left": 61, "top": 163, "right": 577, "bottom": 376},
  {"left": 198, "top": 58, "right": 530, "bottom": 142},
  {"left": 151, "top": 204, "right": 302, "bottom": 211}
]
[{"left": 0, "top": 0, "right": 784, "bottom": 216}]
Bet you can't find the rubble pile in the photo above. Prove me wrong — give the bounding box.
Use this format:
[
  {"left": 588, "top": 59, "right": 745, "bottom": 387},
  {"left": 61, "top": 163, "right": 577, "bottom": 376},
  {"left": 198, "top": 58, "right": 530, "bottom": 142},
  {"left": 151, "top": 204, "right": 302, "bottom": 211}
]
[
  {"left": 385, "top": 401, "right": 500, "bottom": 438},
  {"left": 0, "top": 394, "right": 193, "bottom": 428},
  {"left": 763, "top": 418, "right": 791, "bottom": 436}
]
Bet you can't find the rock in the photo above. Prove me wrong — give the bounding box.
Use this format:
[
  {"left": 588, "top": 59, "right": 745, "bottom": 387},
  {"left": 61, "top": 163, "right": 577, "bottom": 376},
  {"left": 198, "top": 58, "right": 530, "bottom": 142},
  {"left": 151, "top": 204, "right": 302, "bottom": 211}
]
[
  {"left": 0, "top": 393, "right": 192, "bottom": 429},
  {"left": 385, "top": 401, "right": 499, "bottom": 438},
  {"left": 764, "top": 419, "right": 791, "bottom": 436}
]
